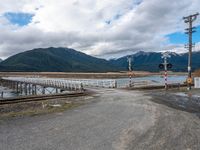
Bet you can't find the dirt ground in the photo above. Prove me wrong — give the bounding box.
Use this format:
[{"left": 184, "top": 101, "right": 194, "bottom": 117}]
[
  {"left": 0, "top": 88, "right": 200, "bottom": 150},
  {"left": 0, "top": 95, "right": 93, "bottom": 118},
  {"left": 149, "top": 88, "right": 200, "bottom": 117}
]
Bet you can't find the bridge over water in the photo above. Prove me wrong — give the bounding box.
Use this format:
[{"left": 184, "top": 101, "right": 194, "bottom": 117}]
[
  {"left": 0, "top": 77, "right": 119, "bottom": 97},
  {"left": 0, "top": 76, "right": 184, "bottom": 98}
]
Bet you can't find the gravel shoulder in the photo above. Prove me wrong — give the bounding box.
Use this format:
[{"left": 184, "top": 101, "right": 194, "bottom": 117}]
[{"left": 0, "top": 88, "right": 200, "bottom": 150}]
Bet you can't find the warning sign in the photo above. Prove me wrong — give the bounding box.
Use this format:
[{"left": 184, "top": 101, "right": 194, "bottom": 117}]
[{"left": 187, "top": 78, "right": 193, "bottom": 84}]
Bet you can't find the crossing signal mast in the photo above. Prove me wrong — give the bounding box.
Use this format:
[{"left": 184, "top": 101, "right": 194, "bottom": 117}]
[
  {"left": 159, "top": 52, "right": 172, "bottom": 90},
  {"left": 162, "top": 52, "right": 171, "bottom": 90},
  {"left": 183, "top": 12, "right": 199, "bottom": 90}
]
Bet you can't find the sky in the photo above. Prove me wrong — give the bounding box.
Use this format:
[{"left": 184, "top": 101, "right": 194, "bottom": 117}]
[{"left": 0, "top": 0, "right": 200, "bottom": 60}]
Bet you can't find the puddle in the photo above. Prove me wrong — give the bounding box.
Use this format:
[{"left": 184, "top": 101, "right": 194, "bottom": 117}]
[
  {"left": 174, "top": 92, "right": 188, "bottom": 97},
  {"left": 174, "top": 92, "right": 200, "bottom": 98},
  {"left": 49, "top": 104, "right": 61, "bottom": 107},
  {"left": 150, "top": 92, "right": 200, "bottom": 118},
  {"left": 84, "top": 96, "right": 94, "bottom": 100}
]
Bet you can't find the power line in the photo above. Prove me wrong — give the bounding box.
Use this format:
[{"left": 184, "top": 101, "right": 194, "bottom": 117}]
[{"left": 183, "top": 12, "right": 199, "bottom": 90}]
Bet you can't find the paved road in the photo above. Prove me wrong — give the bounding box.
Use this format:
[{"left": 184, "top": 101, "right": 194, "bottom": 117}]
[{"left": 0, "top": 89, "right": 200, "bottom": 150}]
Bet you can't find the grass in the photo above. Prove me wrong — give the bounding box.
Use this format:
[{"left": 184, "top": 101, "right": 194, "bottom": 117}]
[
  {"left": 194, "top": 69, "right": 200, "bottom": 77},
  {"left": 0, "top": 102, "right": 82, "bottom": 119}
]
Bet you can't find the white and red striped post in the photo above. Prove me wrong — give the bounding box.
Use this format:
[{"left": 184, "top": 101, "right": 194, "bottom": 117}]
[
  {"left": 127, "top": 57, "right": 132, "bottom": 87},
  {"left": 164, "top": 68, "right": 168, "bottom": 90},
  {"left": 129, "top": 73, "right": 132, "bottom": 87},
  {"left": 162, "top": 52, "right": 170, "bottom": 90}
]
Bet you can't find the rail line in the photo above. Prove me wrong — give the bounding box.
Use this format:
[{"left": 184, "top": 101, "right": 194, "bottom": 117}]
[{"left": 0, "top": 92, "right": 87, "bottom": 105}]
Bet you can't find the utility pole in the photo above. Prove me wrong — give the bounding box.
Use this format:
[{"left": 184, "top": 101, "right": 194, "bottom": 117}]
[
  {"left": 183, "top": 12, "right": 199, "bottom": 90},
  {"left": 127, "top": 56, "right": 132, "bottom": 87},
  {"left": 162, "top": 52, "right": 171, "bottom": 90}
]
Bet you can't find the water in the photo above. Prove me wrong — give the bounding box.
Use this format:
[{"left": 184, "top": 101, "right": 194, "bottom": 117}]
[
  {"left": 116, "top": 75, "right": 187, "bottom": 87},
  {"left": 0, "top": 86, "right": 62, "bottom": 99},
  {"left": 0, "top": 86, "right": 17, "bottom": 98}
]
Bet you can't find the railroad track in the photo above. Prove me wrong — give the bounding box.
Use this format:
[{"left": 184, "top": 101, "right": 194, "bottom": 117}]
[{"left": 0, "top": 92, "right": 87, "bottom": 105}]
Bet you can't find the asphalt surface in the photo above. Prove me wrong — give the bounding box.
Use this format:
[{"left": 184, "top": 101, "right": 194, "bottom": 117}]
[{"left": 1, "top": 88, "right": 200, "bottom": 150}]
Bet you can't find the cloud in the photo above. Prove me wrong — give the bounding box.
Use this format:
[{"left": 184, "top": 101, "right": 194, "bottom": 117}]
[{"left": 0, "top": 0, "right": 199, "bottom": 59}]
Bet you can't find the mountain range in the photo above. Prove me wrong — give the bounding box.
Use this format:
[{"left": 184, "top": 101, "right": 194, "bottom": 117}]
[
  {"left": 109, "top": 51, "right": 200, "bottom": 72},
  {"left": 0, "top": 47, "right": 199, "bottom": 72},
  {"left": 0, "top": 47, "right": 120, "bottom": 72}
]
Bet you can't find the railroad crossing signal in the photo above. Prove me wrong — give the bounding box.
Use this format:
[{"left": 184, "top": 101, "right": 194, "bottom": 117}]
[
  {"left": 159, "top": 63, "right": 173, "bottom": 69},
  {"left": 159, "top": 64, "right": 164, "bottom": 69},
  {"left": 187, "top": 77, "right": 193, "bottom": 84},
  {"left": 127, "top": 56, "right": 133, "bottom": 87},
  {"left": 158, "top": 52, "right": 172, "bottom": 90},
  {"left": 167, "top": 63, "right": 172, "bottom": 69}
]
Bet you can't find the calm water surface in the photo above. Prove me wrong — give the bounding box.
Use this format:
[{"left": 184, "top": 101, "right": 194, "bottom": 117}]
[{"left": 117, "top": 75, "right": 187, "bottom": 85}]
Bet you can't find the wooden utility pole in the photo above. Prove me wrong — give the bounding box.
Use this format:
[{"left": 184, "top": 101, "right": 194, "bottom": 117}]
[{"left": 183, "top": 13, "right": 199, "bottom": 90}]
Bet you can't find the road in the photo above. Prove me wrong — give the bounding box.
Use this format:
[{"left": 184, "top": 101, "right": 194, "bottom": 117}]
[{"left": 0, "top": 88, "right": 200, "bottom": 150}]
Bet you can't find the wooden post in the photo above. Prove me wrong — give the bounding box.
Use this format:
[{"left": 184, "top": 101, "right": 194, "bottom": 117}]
[
  {"left": 20, "top": 82, "right": 23, "bottom": 94},
  {"left": 31, "top": 84, "right": 34, "bottom": 95},
  {"left": 1, "top": 91, "right": 3, "bottom": 99},
  {"left": 24, "top": 83, "right": 27, "bottom": 95},
  {"left": 42, "top": 86, "right": 45, "bottom": 95},
  {"left": 16, "top": 82, "right": 19, "bottom": 93},
  {"left": 28, "top": 84, "right": 31, "bottom": 94},
  {"left": 35, "top": 85, "right": 37, "bottom": 95}
]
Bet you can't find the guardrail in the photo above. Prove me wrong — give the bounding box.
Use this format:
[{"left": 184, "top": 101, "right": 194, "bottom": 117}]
[
  {"left": 62, "top": 78, "right": 116, "bottom": 88},
  {"left": 116, "top": 80, "right": 158, "bottom": 88}
]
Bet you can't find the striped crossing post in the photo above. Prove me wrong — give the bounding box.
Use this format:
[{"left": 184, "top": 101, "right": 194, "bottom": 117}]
[
  {"left": 164, "top": 68, "right": 168, "bottom": 90},
  {"left": 127, "top": 56, "right": 133, "bottom": 87},
  {"left": 162, "top": 52, "right": 171, "bottom": 90}
]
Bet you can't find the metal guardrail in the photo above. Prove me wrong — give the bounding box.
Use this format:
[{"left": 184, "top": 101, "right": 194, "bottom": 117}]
[
  {"left": 116, "top": 80, "right": 159, "bottom": 88},
  {"left": 61, "top": 78, "right": 116, "bottom": 88}
]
